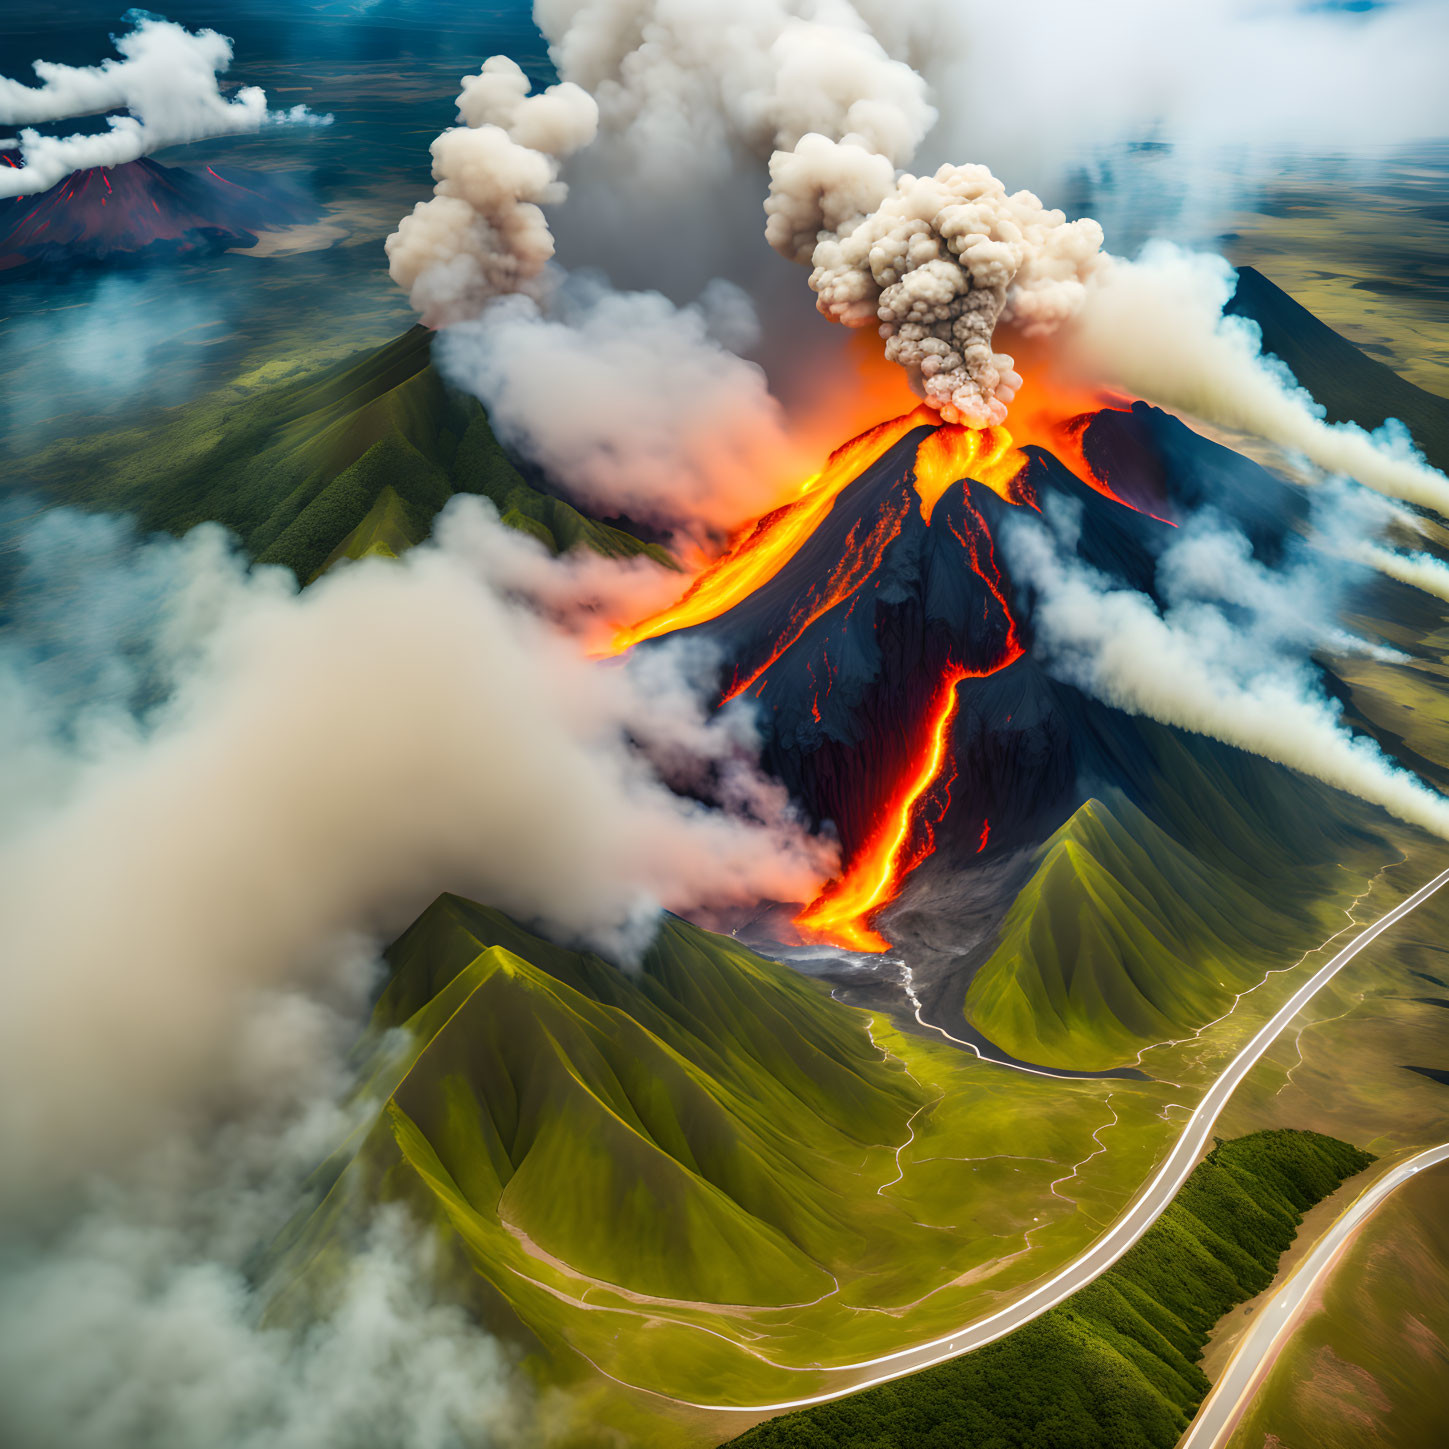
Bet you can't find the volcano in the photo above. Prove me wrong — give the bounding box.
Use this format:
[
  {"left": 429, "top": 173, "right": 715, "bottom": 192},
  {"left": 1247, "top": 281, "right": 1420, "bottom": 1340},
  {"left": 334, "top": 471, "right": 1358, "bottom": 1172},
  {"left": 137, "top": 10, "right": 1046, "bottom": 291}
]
[
  {"left": 616, "top": 397, "right": 1321, "bottom": 951},
  {"left": 0, "top": 154, "right": 319, "bottom": 275}
]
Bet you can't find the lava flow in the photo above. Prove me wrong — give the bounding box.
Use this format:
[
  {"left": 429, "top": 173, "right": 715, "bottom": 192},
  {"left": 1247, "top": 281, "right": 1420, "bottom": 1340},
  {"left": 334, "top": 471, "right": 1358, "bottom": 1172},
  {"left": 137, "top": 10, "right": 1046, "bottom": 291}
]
[
  {"left": 794, "top": 663, "right": 973, "bottom": 952},
  {"left": 606, "top": 405, "right": 935, "bottom": 654},
  {"left": 911, "top": 423, "right": 1028, "bottom": 522}
]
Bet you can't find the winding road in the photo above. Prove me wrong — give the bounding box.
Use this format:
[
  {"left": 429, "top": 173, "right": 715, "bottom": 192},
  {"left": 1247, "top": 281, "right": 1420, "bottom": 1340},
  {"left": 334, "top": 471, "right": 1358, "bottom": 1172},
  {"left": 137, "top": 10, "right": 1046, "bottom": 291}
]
[
  {"left": 692, "top": 865, "right": 1449, "bottom": 1413},
  {"left": 1179, "top": 1140, "right": 1449, "bottom": 1449}
]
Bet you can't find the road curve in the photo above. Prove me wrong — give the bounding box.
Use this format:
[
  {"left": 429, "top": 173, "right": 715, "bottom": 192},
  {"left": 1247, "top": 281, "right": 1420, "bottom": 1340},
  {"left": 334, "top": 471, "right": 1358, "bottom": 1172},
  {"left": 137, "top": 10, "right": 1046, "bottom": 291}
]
[
  {"left": 692, "top": 865, "right": 1449, "bottom": 1413},
  {"left": 1179, "top": 1140, "right": 1449, "bottom": 1449}
]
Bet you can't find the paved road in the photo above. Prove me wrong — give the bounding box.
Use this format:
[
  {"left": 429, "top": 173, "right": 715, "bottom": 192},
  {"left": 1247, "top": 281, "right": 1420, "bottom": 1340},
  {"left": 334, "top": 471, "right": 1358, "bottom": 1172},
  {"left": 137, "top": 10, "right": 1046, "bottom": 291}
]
[
  {"left": 694, "top": 866, "right": 1449, "bottom": 1414},
  {"left": 1179, "top": 1140, "right": 1449, "bottom": 1449}
]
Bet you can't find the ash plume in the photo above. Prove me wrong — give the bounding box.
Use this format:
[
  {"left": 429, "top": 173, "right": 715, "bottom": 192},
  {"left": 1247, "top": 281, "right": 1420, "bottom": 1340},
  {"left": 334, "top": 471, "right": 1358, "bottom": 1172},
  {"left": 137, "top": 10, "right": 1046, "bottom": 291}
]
[
  {"left": 385, "top": 56, "right": 597, "bottom": 327},
  {"left": 0, "top": 12, "right": 330, "bottom": 200},
  {"left": 768, "top": 137, "right": 1105, "bottom": 425}
]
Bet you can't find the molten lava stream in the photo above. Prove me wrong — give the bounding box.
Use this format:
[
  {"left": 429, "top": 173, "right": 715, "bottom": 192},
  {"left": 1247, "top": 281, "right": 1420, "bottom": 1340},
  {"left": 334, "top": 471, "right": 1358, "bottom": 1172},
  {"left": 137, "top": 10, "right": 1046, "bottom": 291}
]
[
  {"left": 795, "top": 663, "right": 974, "bottom": 954},
  {"left": 606, "top": 405, "right": 936, "bottom": 655},
  {"left": 911, "top": 424, "right": 1029, "bottom": 522}
]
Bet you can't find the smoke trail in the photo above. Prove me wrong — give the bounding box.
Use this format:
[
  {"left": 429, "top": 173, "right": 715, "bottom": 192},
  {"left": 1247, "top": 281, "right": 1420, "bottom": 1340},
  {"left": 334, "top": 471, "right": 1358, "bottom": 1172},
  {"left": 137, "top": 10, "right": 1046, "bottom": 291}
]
[
  {"left": 1004, "top": 501, "right": 1449, "bottom": 839},
  {"left": 0, "top": 13, "right": 330, "bottom": 199},
  {"left": 434, "top": 275, "right": 815, "bottom": 534},
  {"left": 1058, "top": 244, "right": 1449, "bottom": 516}
]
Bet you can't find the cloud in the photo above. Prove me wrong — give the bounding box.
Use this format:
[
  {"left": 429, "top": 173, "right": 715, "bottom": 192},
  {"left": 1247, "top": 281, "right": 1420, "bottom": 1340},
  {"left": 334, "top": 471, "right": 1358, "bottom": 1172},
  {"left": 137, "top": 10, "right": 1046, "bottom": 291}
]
[
  {"left": 0, "top": 12, "right": 331, "bottom": 199},
  {"left": 1057, "top": 244, "right": 1449, "bottom": 516},
  {"left": 435, "top": 276, "right": 816, "bottom": 534},
  {"left": 1004, "top": 499, "right": 1449, "bottom": 838},
  {"left": 0, "top": 501, "right": 831, "bottom": 1195},
  {"left": 919, "top": 0, "right": 1449, "bottom": 231}
]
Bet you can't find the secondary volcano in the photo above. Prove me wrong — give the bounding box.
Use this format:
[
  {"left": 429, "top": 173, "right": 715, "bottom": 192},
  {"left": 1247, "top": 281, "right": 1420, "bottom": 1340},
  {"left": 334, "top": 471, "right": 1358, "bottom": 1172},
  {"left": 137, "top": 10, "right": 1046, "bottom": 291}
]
[{"left": 0, "top": 154, "right": 319, "bottom": 275}]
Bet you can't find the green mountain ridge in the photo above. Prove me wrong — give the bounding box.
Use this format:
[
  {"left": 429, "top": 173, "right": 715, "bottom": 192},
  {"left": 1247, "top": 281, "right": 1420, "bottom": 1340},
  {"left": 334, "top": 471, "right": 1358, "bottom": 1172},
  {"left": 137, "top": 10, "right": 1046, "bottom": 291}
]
[
  {"left": 13, "top": 325, "right": 670, "bottom": 580},
  {"left": 266, "top": 898, "right": 932, "bottom": 1362}
]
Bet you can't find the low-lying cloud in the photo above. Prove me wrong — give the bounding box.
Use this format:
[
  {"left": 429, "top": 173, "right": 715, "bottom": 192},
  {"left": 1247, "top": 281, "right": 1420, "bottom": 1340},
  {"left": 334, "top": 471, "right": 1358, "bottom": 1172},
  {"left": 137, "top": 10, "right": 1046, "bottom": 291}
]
[{"left": 0, "top": 501, "right": 830, "bottom": 1196}]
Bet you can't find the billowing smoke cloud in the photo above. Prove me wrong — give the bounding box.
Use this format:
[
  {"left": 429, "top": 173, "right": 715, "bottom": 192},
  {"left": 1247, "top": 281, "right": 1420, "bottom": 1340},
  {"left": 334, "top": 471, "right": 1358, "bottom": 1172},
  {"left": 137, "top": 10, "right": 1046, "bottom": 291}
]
[
  {"left": 1005, "top": 499, "right": 1449, "bottom": 839},
  {"left": 0, "top": 12, "right": 331, "bottom": 200},
  {"left": 435, "top": 275, "right": 816, "bottom": 534},
  {"left": 1058, "top": 244, "right": 1449, "bottom": 516},
  {"left": 385, "top": 56, "right": 597, "bottom": 327},
  {"left": 0, "top": 501, "right": 830, "bottom": 1193},
  {"left": 0, "top": 931, "right": 535, "bottom": 1449},
  {"left": 768, "top": 138, "right": 1104, "bottom": 425}
]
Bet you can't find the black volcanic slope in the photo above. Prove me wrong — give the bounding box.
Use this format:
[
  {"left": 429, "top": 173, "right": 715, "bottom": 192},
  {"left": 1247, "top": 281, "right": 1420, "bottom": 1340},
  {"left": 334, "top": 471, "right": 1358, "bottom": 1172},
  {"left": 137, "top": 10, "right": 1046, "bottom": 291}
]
[
  {"left": 0, "top": 154, "right": 318, "bottom": 274},
  {"left": 1228, "top": 264, "right": 1449, "bottom": 472},
  {"left": 683, "top": 401, "right": 1325, "bottom": 864}
]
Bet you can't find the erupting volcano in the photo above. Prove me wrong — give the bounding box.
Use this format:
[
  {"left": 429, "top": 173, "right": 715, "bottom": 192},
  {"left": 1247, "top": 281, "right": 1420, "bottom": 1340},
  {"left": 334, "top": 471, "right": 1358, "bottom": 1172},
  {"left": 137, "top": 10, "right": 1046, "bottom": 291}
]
[
  {"left": 609, "top": 389, "right": 1174, "bottom": 952},
  {"left": 0, "top": 155, "right": 318, "bottom": 275}
]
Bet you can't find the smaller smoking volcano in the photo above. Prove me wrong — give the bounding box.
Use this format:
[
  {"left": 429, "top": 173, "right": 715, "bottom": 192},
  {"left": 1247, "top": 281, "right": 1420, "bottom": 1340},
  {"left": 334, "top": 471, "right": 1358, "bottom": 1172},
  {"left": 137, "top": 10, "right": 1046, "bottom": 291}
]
[{"left": 0, "top": 155, "right": 319, "bottom": 276}]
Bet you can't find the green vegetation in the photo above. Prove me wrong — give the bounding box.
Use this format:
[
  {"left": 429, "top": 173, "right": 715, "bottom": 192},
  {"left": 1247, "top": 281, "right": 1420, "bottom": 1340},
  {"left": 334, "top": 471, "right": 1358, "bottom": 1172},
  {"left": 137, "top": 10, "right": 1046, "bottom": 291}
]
[
  {"left": 724, "top": 1129, "right": 1374, "bottom": 1449},
  {"left": 262, "top": 893, "right": 1191, "bottom": 1411},
  {"left": 14, "top": 325, "right": 670, "bottom": 581},
  {"left": 964, "top": 721, "right": 1386, "bottom": 1069},
  {"left": 1227, "top": 1160, "right": 1449, "bottom": 1449}
]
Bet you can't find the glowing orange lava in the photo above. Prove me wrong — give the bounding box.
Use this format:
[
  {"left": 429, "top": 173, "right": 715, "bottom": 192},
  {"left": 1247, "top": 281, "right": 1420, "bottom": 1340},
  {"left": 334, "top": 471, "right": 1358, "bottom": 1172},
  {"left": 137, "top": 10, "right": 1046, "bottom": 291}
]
[
  {"left": 911, "top": 424, "right": 1027, "bottom": 522},
  {"left": 606, "top": 405, "right": 936, "bottom": 655},
  {"left": 794, "top": 663, "right": 973, "bottom": 952}
]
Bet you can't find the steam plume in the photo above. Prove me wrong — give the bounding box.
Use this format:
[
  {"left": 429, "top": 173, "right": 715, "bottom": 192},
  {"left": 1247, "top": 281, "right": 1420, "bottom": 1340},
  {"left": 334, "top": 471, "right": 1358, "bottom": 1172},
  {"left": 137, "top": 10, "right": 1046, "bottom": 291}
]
[
  {"left": 385, "top": 56, "right": 597, "bottom": 327},
  {"left": 0, "top": 13, "right": 330, "bottom": 200},
  {"left": 1006, "top": 502, "right": 1449, "bottom": 840},
  {"left": 1059, "top": 245, "right": 1449, "bottom": 516}
]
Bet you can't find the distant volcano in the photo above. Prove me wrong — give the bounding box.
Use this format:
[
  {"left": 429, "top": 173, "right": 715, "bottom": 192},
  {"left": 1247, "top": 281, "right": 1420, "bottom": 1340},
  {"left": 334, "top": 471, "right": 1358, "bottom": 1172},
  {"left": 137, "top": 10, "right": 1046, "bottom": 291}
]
[{"left": 0, "top": 155, "right": 320, "bottom": 275}]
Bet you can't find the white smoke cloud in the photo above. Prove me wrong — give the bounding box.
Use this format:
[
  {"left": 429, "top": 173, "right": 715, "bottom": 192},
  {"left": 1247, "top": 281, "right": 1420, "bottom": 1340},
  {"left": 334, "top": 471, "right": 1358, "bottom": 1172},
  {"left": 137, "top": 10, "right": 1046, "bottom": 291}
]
[
  {"left": 385, "top": 56, "right": 597, "bottom": 327},
  {"left": 0, "top": 13, "right": 331, "bottom": 200},
  {"left": 435, "top": 276, "right": 816, "bottom": 533},
  {"left": 533, "top": 0, "right": 937, "bottom": 188},
  {"left": 0, "top": 501, "right": 831, "bottom": 1193},
  {"left": 1005, "top": 500, "right": 1449, "bottom": 839},
  {"left": 1057, "top": 244, "right": 1449, "bottom": 517}
]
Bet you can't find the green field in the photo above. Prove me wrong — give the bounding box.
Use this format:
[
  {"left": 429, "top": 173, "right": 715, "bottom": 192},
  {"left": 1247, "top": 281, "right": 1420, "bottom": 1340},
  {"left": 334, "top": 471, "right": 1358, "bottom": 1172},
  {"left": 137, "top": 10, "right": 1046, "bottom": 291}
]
[{"left": 1226, "top": 1160, "right": 1449, "bottom": 1449}]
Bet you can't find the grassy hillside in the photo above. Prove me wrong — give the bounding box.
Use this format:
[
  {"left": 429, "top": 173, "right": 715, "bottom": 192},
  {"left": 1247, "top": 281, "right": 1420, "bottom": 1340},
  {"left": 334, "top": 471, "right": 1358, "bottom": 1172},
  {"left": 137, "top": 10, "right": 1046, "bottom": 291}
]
[
  {"left": 266, "top": 897, "right": 928, "bottom": 1356},
  {"left": 262, "top": 894, "right": 1205, "bottom": 1414},
  {"left": 725, "top": 1129, "right": 1374, "bottom": 1449},
  {"left": 13, "top": 325, "right": 670, "bottom": 581},
  {"left": 963, "top": 769, "right": 1379, "bottom": 1072}
]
